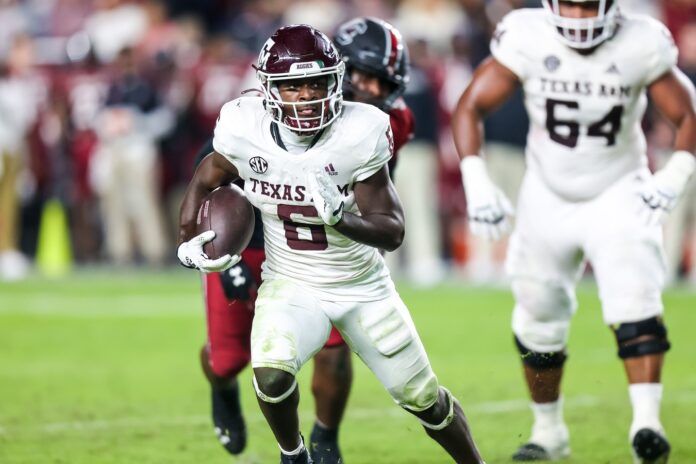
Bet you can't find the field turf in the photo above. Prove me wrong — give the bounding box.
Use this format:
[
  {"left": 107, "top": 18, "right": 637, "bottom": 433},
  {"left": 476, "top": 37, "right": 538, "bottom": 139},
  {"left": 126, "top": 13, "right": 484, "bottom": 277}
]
[{"left": 1, "top": 270, "right": 695, "bottom": 463}]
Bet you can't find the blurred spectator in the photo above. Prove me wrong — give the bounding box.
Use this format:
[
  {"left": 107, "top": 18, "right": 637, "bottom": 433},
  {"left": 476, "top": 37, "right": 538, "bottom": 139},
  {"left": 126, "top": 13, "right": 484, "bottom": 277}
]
[
  {"left": 225, "top": 0, "right": 288, "bottom": 53},
  {"left": 0, "top": 35, "right": 42, "bottom": 280},
  {"left": 85, "top": 0, "right": 147, "bottom": 63},
  {"left": 284, "top": 0, "right": 347, "bottom": 33},
  {"left": 57, "top": 45, "right": 110, "bottom": 261},
  {"left": 0, "top": 1, "right": 30, "bottom": 58},
  {"left": 46, "top": 0, "right": 94, "bottom": 37},
  {"left": 394, "top": 0, "right": 467, "bottom": 53},
  {"left": 663, "top": 0, "right": 696, "bottom": 44},
  {"left": 192, "top": 36, "right": 256, "bottom": 139},
  {"left": 90, "top": 47, "right": 172, "bottom": 266},
  {"left": 138, "top": 0, "right": 180, "bottom": 62}
]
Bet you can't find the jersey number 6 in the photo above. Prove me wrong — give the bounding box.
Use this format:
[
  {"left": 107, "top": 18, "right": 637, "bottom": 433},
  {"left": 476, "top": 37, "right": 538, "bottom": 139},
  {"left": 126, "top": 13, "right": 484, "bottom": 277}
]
[
  {"left": 277, "top": 204, "right": 329, "bottom": 251},
  {"left": 546, "top": 98, "right": 624, "bottom": 148}
]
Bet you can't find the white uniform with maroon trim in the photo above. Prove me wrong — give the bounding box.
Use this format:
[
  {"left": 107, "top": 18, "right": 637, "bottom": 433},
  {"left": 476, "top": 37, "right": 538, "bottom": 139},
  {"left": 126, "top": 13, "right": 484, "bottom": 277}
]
[
  {"left": 212, "top": 97, "right": 439, "bottom": 410},
  {"left": 490, "top": 9, "right": 678, "bottom": 351},
  {"left": 213, "top": 97, "right": 394, "bottom": 301}
]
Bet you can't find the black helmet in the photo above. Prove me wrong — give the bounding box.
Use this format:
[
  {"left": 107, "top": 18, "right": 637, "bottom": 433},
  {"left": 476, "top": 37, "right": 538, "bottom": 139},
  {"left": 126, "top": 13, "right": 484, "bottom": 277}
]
[{"left": 334, "top": 17, "right": 410, "bottom": 110}]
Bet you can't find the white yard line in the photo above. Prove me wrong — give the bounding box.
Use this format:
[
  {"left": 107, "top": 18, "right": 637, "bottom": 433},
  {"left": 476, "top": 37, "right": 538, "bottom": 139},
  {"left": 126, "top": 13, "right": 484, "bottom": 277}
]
[{"left": 5, "top": 392, "right": 695, "bottom": 436}]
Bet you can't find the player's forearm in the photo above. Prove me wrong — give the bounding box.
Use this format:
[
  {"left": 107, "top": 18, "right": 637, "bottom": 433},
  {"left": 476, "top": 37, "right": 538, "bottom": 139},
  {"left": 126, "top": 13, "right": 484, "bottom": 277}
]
[
  {"left": 333, "top": 212, "right": 404, "bottom": 251},
  {"left": 673, "top": 111, "right": 696, "bottom": 154},
  {"left": 178, "top": 181, "right": 215, "bottom": 245},
  {"left": 452, "top": 96, "right": 485, "bottom": 159},
  {"left": 179, "top": 152, "right": 240, "bottom": 245},
  {"left": 453, "top": 59, "right": 520, "bottom": 159}
]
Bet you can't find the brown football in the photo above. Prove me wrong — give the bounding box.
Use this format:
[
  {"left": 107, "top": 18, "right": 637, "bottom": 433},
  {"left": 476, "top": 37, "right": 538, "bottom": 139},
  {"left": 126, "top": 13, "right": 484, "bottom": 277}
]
[{"left": 196, "top": 184, "right": 255, "bottom": 259}]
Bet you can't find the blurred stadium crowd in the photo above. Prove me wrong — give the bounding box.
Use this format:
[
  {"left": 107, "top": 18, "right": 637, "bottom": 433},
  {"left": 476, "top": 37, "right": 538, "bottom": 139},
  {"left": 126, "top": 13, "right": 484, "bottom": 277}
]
[{"left": 1, "top": 0, "right": 695, "bottom": 285}]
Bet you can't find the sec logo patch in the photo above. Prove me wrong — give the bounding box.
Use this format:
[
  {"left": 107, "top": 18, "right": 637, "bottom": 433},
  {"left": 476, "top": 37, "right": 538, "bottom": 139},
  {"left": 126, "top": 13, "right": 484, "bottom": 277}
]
[{"left": 249, "top": 156, "right": 268, "bottom": 174}]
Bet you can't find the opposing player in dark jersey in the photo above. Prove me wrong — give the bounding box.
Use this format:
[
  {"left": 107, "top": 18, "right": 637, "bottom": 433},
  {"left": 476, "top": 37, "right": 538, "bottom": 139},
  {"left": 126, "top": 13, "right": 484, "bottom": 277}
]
[
  {"left": 196, "top": 17, "right": 415, "bottom": 463},
  {"left": 334, "top": 17, "right": 415, "bottom": 178}
]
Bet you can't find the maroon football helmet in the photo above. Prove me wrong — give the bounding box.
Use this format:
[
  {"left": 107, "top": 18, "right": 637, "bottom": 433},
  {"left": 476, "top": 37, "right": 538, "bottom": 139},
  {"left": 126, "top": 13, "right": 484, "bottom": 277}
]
[{"left": 255, "top": 24, "right": 345, "bottom": 132}]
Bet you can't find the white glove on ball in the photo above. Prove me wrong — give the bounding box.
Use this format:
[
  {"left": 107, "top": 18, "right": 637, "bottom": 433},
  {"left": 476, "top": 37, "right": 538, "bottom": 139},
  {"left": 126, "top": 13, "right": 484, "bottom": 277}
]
[{"left": 177, "top": 230, "right": 240, "bottom": 273}]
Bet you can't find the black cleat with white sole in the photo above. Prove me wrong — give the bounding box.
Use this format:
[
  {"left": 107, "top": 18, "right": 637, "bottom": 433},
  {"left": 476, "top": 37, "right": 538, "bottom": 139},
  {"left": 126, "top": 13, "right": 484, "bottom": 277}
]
[
  {"left": 632, "top": 428, "right": 670, "bottom": 464},
  {"left": 211, "top": 385, "right": 247, "bottom": 455}
]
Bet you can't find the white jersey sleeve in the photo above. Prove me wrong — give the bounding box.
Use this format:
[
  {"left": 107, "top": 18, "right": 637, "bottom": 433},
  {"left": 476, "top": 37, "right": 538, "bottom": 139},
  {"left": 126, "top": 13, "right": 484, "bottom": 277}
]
[
  {"left": 212, "top": 97, "right": 255, "bottom": 170},
  {"left": 490, "top": 10, "right": 536, "bottom": 79},
  {"left": 353, "top": 114, "right": 393, "bottom": 182},
  {"left": 642, "top": 19, "right": 678, "bottom": 85}
]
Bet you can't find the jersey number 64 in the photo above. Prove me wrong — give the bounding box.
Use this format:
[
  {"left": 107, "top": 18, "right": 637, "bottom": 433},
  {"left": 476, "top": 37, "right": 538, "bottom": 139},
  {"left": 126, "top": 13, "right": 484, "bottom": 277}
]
[{"left": 546, "top": 98, "right": 624, "bottom": 149}]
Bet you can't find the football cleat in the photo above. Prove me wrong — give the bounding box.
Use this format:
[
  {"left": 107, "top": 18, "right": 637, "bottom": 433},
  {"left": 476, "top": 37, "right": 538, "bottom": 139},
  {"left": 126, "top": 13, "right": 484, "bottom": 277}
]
[
  {"left": 211, "top": 386, "right": 247, "bottom": 455},
  {"left": 280, "top": 447, "right": 314, "bottom": 464},
  {"left": 309, "top": 422, "right": 343, "bottom": 463},
  {"left": 512, "top": 442, "right": 570, "bottom": 461},
  {"left": 632, "top": 428, "right": 670, "bottom": 464}
]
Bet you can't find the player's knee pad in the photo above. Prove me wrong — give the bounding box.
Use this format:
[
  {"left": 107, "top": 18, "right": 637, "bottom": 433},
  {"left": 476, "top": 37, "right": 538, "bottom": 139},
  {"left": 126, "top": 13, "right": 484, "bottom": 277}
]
[
  {"left": 209, "top": 350, "right": 250, "bottom": 379},
  {"left": 612, "top": 316, "right": 670, "bottom": 359},
  {"left": 392, "top": 366, "right": 440, "bottom": 412},
  {"left": 252, "top": 374, "right": 297, "bottom": 404},
  {"left": 418, "top": 387, "right": 455, "bottom": 431},
  {"left": 515, "top": 335, "right": 567, "bottom": 369}
]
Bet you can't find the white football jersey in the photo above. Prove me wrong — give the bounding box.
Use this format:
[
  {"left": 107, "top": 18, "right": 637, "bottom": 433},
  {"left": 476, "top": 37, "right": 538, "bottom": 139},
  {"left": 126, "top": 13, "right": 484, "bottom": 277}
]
[
  {"left": 491, "top": 9, "right": 678, "bottom": 201},
  {"left": 213, "top": 97, "right": 395, "bottom": 301}
]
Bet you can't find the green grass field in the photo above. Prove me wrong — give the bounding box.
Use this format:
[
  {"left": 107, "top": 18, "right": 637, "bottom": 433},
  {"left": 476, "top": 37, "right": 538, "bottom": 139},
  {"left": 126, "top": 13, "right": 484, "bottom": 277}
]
[{"left": 1, "top": 270, "right": 695, "bottom": 463}]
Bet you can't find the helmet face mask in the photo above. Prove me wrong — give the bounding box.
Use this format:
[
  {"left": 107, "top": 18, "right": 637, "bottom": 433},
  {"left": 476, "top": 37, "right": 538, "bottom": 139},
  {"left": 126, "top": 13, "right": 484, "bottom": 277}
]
[
  {"left": 543, "top": 0, "right": 620, "bottom": 50},
  {"left": 334, "top": 17, "right": 410, "bottom": 111},
  {"left": 255, "top": 25, "right": 345, "bottom": 133}
]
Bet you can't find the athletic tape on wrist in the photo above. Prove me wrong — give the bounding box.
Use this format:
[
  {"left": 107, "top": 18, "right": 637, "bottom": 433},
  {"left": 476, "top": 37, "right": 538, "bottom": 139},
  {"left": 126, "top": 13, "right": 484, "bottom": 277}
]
[{"left": 253, "top": 375, "right": 298, "bottom": 404}]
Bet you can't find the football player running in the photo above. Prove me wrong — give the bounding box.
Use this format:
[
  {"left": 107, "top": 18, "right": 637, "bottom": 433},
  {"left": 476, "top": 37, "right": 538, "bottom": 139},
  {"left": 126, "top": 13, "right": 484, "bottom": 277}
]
[
  {"left": 453, "top": 1, "right": 695, "bottom": 462},
  {"left": 190, "top": 18, "right": 415, "bottom": 463},
  {"left": 179, "top": 24, "right": 483, "bottom": 464}
]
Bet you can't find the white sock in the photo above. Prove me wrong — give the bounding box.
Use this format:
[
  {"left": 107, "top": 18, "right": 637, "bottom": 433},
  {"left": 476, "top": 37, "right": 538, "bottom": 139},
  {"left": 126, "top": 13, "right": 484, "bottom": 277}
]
[
  {"left": 530, "top": 397, "right": 568, "bottom": 448},
  {"left": 531, "top": 397, "right": 565, "bottom": 430},
  {"left": 629, "top": 383, "right": 664, "bottom": 437},
  {"left": 279, "top": 435, "right": 305, "bottom": 456}
]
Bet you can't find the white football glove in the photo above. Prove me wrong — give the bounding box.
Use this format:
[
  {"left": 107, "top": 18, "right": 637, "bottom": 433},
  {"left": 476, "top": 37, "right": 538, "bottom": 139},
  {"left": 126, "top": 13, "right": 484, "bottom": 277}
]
[
  {"left": 307, "top": 169, "right": 344, "bottom": 226},
  {"left": 177, "top": 230, "right": 240, "bottom": 273},
  {"left": 637, "top": 151, "right": 695, "bottom": 226},
  {"left": 460, "top": 156, "right": 514, "bottom": 241}
]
